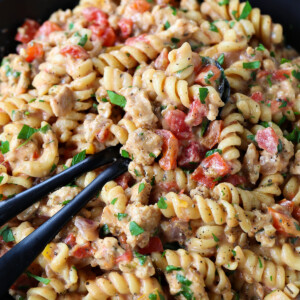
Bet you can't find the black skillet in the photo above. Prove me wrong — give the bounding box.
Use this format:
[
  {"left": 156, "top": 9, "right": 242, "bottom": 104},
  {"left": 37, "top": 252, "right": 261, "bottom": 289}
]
[{"left": 0, "top": 0, "right": 299, "bottom": 298}]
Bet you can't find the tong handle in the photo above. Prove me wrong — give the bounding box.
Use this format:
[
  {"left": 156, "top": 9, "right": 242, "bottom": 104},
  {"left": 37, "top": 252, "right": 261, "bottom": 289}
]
[
  {"left": 0, "top": 157, "right": 129, "bottom": 296},
  {"left": 0, "top": 145, "right": 121, "bottom": 227}
]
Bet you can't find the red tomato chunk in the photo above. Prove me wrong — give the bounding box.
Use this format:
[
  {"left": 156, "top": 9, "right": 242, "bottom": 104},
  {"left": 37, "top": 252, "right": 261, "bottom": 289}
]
[
  {"left": 15, "top": 19, "right": 40, "bottom": 43},
  {"left": 191, "top": 152, "right": 230, "bottom": 188},
  {"left": 60, "top": 45, "right": 89, "bottom": 59},
  {"left": 256, "top": 127, "right": 279, "bottom": 154},
  {"left": 25, "top": 42, "right": 44, "bottom": 62},
  {"left": 185, "top": 99, "right": 207, "bottom": 127},
  {"left": 118, "top": 18, "right": 133, "bottom": 39},
  {"left": 138, "top": 237, "right": 163, "bottom": 254}
]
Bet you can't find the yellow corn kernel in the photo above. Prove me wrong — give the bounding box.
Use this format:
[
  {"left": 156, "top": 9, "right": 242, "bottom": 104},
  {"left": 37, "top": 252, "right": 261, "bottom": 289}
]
[
  {"left": 42, "top": 243, "right": 53, "bottom": 260},
  {"left": 85, "top": 144, "right": 95, "bottom": 155}
]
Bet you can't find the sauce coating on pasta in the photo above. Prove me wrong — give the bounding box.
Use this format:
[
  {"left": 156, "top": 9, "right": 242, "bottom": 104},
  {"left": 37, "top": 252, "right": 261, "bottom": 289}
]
[{"left": 1, "top": 0, "right": 300, "bottom": 299}]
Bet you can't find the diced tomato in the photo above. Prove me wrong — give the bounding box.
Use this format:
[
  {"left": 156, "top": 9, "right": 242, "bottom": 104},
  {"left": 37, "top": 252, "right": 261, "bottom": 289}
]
[
  {"left": 191, "top": 152, "right": 230, "bottom": 188},
  {"left": 155, "top": 129, "right": 179, "bottom": 171},
  {"left": 130, "top": 0, "right": 151, "bottom": 12},
  {"left": 178, "top": 141, "right": 204, "bottom": 168},
  {"left": 70, "top": 242, "right": 93, "bottom": 258},
  {"left": 32, "top": 151, "right": 39, "bottom": 160},
  {"left": 251, "top": 91, "right": 263, "bottom": 103},
  {"left": 223, "top": 174, "right": 247, "bottom": 186},
  {"left": 10, "top": 273, "right": 36, "bottom": 290},
  {"left": 191, "top": 166, "right": 215, "bottom": 189},
  {"left": 138, "top": 237, "right": 163, "bottom": 254},
  {"left": 60, "top": 45, "right": 89, "bottom": 59},
  {"left": 200, "top": 120, "right": 223, "bottom": 149},
  {"left": 115, "top": 172, "right": 132, "bottom": 189},
  {"left": 15, "top": 19, "right": 40, "bottom": 43},
  {"left": 82, "top": 7, "right": 109, "bottom": 26},
  {"left": 64, "top": 233, "right": 76, "bottom": 248},
  {"left": 158, "top": 181, "right": 180, "bottom": 192},
  {"left": 116, "top": 249, "right": 133, "bottom": 263},
  {"left": 96, "top": 127, "right": 110, "bottom": 143},
  {"left": 101, "top": 27, "right": 116, "bottom": 47},
  {"left": 125, "top": 33, "right": 148, "bottom": 46},
  {"left": 118, "top": 18, "right": 133, "bottom": 39},
  {"left": 279, "top": 200, "right": 294, "bottom": 214},
  {"left": 185, "top": 99, "right": 208, "bottom": 127},
  {"left": 154, "top": 48, "right": 169, "bottom": 71},
  {"left": 90, "top": 25, "right": 116, "bottom": 46},
  {"left": 273, "top": 69, "right": 292, "bottom": 81},
  {"left": 164, "top": 110, "right": 192, "bottom": 140},
  {"left": 34, "top": 21, "right": 62, "bottom": 40},
  {"left": 292, "top": 206, "right": 300, "bottom": 222},
  {"left": 25, "top": 42, "right": 44, "bottom": 62},
  {"left": 195, "top": 65, "right": 221, "bottom": 86},
  {"left": 268, "top": 207, "right": 300, "bottom": 237},
  {"left": 256, "top": 127, "right": 279, "bottom": 154}
]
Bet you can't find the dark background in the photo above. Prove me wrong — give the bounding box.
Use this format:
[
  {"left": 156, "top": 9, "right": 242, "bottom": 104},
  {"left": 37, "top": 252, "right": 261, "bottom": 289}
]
[{"left": 0, "top": 0, "right": 299, "bottom": 298}]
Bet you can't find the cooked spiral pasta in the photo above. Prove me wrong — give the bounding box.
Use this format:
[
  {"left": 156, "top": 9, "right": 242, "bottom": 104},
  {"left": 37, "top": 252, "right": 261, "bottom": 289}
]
[
  {"left": 84, "top": 272, "right": 163, "bottom": 299},
  {"left": 201, "top": 0, "right": 283, "bottom": 46}
]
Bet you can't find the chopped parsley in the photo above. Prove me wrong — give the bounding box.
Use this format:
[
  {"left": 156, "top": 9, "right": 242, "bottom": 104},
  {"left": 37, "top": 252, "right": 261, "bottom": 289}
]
[
  {"left": 149, "top": 152, "right": 157, "bottom": 158},
  {"left": 266, "top": 74, "right": 272, "bottom": 87},
  {"left": 236, "top": 1, "right": 252, "bottom": 20},
  {"left": 171, "top": 37, "right": 180, "bottom": 44},
  {"left": 100, "top": 224, "right": 110, "bottom": 237},
  {"left": 247, "top": 134, "right": 255, "bottom": 141},
  {"left": 138, "top": 183, "right": 145, "bottom": 193},
  {"left": 129, "top": 221, "right": 144, "bottom": 236},
  {"left": 0, "top": 225, "right": 14, "bottom": 242},
  {"left": 111, "top": 198, "right": 118, "bottom": 205},
  {"left": 71, "top": 150, "right": 86, "bottom": 166},
  {"left": 232, "top": 250, "right": 236, "bottom": 256},
  {"left": 78, "top": 34, "right": 88, "bottom": 47},
  {"left": 157, "top": 197, "right": 168, "bottom": 209},
  {"left": 292, "top": 70, "right": 300, "bottom": 80},
  {"left": 0, "top": 141, "right": 9, "bottom": 154},
  {"left": 277, "top": 139, "right": 283, "bottom": 153},
  {"left": 164, "top": 21, "right": 170, "bottom": 30},
  {"left": 50, "top": 164, "right": 57, "bottom": 173},
  {"left": 177, "top": 65, "right": 193, "bottom": 74},
  {"left": 166, "top": 265, "right": 183, "bottom": 273},
  {"left": 277, "top": 115, "right": 287, "bottom": 126},
  {"left": 117, "top": 213, "right": 128, "bottom": 221},
  {"left": 217, "top": 53, "right": 225, "bottom": 65},
  {"left": 170, "top": 6, "right": 177, "bottom": 15},
  {"left": 209, "top": 22, "right": 219, "bottom": 32},
  {"left": 256, "top": 43, "right": 265, "bottom": 51},
  {"left": 294, "top": 222, "right": 300, "bottom": 231},
  {"left": 285, "top": 127, "right": 300, "bottom": 143},
  {"left": 25, "top": 271, "right": 50, "bottom": 285},
  {"left": 61, "top": 200, "right": 71, "bottom": 205},
  {"left": 243, "top": 61, "right": 261, "bottom": 69},
  {"left": 69, "top": 23, "right": 74, "bottom": 30},
  {"left": 121, "top": 149, "right": 130, "bottom": 158},
  {"left": 212, "top": 233, "right": 219, "bottom": 242},
  {"left": 218, "top": 0, "right": 229, "bottom": 5},
  {"left": 205, "top": 149, "right": 222, "bottom": 157},
  {"left": 199, "top": 87, "right": 208, "bottom": 104},
  {"left": 281, "top": 58, "right": 291, "bottom": 64},
  {"left": 107, "top": 90, "right": 126, "bottom": 108},
  {"left": 200, "top": 119, "right": 209, "bottom": 137},
  {"left": 279, "top": 99, "right": 288, "bottom": 108},
  {"left": 134, "top": 169, "right": 140, "bottom": 177},
  {"left": 204, "top": 70, "right": 214, "bottom": 84},
  {"left": 134, "top": 251, "right": 147, "bottom": 265},
  {"left": 258, "top": 257, "right": 263, "bottom": 268}
]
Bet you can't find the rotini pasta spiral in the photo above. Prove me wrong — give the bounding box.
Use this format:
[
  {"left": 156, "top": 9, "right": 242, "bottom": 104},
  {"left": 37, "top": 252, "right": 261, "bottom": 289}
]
[
  {"left": 84, "top": 272, "right": 163, "bottom": 300},
  {"left": 201, "top": 0, "right": 283, "bottom": 46}
]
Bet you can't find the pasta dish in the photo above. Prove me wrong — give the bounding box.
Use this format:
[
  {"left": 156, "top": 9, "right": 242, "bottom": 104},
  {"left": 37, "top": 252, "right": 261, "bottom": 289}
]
[{"left": 0, "top": 0, "right": 300, "bottom": 299}]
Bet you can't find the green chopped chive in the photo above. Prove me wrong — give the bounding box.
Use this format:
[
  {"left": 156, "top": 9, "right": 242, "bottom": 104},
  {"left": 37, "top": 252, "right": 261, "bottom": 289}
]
[
  {"left": 166, "top": 265, "right": 183, "bottom": 273},
  {"left": 205, "top": 149, "right": 222, "bottom": 157},
  {"left": 138, "top": 183, "right": 145, "bottom": 193},
  {"left": 243, "top": 61, "right": 261, "bottom": 69},
  {"left": 199, "top": 87, "right": 208, "bottom": 104},
  {"left": 129, "top": 221, "right": 144, "bottom": 236},
  {"left": 71, "top": 150, "right": 86, "bottom": 166},
  {"left": 111, "top": 198, "right": 118, "bottom": 205},
  {"left": 107, "top": 90, "right": 126, "bottom": 108},
  {"left": 121, "top": 149, "right": 130, "bottom": 158},
  {"left": 164, "top": 21, "right": 170, "bottom": 30},
  {"left": 212, "top": 233, "right": 219, "bottom": 242},
  {"left": 217, "top": 53, "right": 225, "bottom": 65},
  {"left": 157, "top": 197, "right": 168, "bottom": 209}
]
